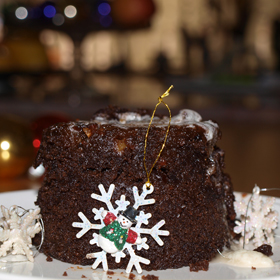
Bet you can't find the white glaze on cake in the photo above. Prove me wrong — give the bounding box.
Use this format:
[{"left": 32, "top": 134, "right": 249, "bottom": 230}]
[
  {"left": 171, "top": 109, "right": 202, "bottom": 123},
  {"left": 117, "top": 112, "right": 145, "bottom": 124},
  {"left": 91, "top": 109, "right": 219, "bottom": 142}
]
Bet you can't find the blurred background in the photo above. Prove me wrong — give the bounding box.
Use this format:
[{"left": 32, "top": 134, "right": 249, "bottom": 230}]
[{"left": 0, "top": 0, "right": 279, "bottom": 196}]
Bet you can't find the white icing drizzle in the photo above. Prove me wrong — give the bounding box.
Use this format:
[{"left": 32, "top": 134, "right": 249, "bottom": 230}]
[
  {"left": 171, "top": 109, "right": 202, "bottom": 123},
  {"left": 214, "top": 249, "right": 274, "bottom": 268},
  {"left": 196, "top": 120, "right": 219, "bottom": 142},
  {"left": 117, "top": 112, "right": 145, "bottom": 124},
  {"left": 68, "top": 123, "right": 80, "bottom": 133},
  {"left": 206, "top": 156, "right": 215, "bottom": 176},
  {"left": 91, "top": 109, "right": 219, "bottom": 142}
]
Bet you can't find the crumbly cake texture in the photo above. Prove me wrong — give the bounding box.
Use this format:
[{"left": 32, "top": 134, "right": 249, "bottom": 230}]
[{"left": 34, "top": 106, "right": 236, "bottom": 271}]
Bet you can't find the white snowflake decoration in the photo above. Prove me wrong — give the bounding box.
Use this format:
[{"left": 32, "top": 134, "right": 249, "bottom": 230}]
[
  {"left": 234, "top": 185, "right": 278, "bottom": 247},
  {"left": 0, "top": 205, "right": 41, "bottom": 262},
  {"left": 72, "top": 183, "right": 169, "bottom": 274}
]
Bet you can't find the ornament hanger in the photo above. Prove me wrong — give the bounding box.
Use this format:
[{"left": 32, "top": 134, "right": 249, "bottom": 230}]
[
  {"left": 143, "top": 85, "right": 173, "bottom": 188},
  {"left": 73, "top": 90, "right": 172, "bottom": 273}
]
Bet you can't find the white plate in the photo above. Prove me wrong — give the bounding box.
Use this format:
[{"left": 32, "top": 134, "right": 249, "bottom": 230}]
[{"left": 0, "top": 190, "right": 280, "bottom": 280}]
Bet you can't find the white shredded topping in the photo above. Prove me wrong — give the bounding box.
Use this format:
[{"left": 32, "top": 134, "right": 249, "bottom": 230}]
[
  {"left": 117, "top": 112, "right": 144, "bottom": 124},
  {"left": 89, "top": 109, "right": 218, "bottom": 142},
  {"left": 171, "top": 109, "right": 202, "bottom": 123}
]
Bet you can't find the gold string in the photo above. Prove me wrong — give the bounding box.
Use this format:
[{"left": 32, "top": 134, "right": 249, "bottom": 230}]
[{"left": 143, "top": 85, "right": 173, "bottom": 187}]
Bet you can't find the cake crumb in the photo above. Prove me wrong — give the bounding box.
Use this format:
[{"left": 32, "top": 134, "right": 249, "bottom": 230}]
[
  {"left": 81, "top": 275, "right": 87, "bottom": 278},
  {"left": 253, "top": 244, "right": 273, "bottom": 257},
  {"left": 77, "top": 266, "right": 83, "bottom": 269},
  {"left": 116, "top": 139, "right": 127, "bottom": 155},
  {"left": 252, "top": 266, "right": 256, "bottom": 270},
  {"left": 46, "top": 256, "right": 53, "bottom": 262},
  {"left": 63, "top": 271, "right": 68, "bottom": 276},
  {"left": 142, "top": 274, "right": 159, "bottom": 280},
  {"left": 189, "top": 260, "right": 209, "bottom": 272},
  {"left": 129, "top": 273, "right": 136, "bottom": 280},
  {"left": 83, "top": 128, "right": 92, "bottom": 138},
  {"left": 107, "top": 271, "right": 114, "bottom": 275}
]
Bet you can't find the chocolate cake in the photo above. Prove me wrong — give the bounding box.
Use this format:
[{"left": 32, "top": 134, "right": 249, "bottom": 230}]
[{"left": 34, "top": 106, "right": 236, "bottom": 271}]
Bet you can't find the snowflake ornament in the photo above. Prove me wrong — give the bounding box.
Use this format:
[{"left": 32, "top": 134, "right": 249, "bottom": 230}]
[
  {"left": 72, "top": 183, "right": 169, "bottom": 274},
  {"left": 0, "top": 205, "right": 41, "bottom": 262},
  {"left": 234, "top": 185, "right": 278, "bottom": 247}
]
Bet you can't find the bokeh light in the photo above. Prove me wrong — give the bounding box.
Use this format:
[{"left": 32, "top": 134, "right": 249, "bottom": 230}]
[
  {"left": 0, "top": 116, "right": 34, "bottom": 179},
  {"left": 98, "top": 3, "right": 111, "bottom": 16},
  {"left": 33, "top": 139, "right": 41, "bottom": 149},
  {"left": 52, "top": 13, "right": 65, "bottom": 26},
  {"left": 64, "top": 5, "right": 77, "bottom": 18},
  {"left": 1, "top": 141, "right": 10, "bottom": 151},
  {"left": 15, "top": 7, "right": 28, "bottom": 20},
  {"left": 28, "top": 164, "right": 45, "bottom": 179},
  {"left": 43, "top": 5, "right": 56, "bottom": 18},
  {"left": 1, "top": 151, "right": 10, "bottom": 161}
]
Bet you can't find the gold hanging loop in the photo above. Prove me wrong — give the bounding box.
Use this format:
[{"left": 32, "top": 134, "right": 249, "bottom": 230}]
[{"left": 143, "top": 85, "right": 173, "bottom": 188}]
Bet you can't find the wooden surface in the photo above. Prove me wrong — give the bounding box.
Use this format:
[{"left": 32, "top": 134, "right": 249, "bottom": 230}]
[
  {"left": 219, "top": 122, "right": 280, "bottom": 197},
  {"left": 0, "top": 177, "right": 41, "bottom": 193}
]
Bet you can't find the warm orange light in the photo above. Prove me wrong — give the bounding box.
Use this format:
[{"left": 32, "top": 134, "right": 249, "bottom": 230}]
[
  {"left": 1, "top": 141, "right": 10, "bottom": 150},
  {"left": 1, "top": 151, "right": 10, "bottom": 160}
]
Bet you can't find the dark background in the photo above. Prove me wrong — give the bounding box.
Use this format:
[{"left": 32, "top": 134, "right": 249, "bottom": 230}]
[{"left": 0, "top": 0, "right": 279, "bottom": 196}]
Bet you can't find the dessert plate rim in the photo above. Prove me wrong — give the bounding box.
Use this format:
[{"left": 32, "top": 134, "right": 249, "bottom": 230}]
[{"left": 0, "top": 189, "right": 280, "bottom": 280}]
